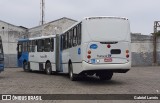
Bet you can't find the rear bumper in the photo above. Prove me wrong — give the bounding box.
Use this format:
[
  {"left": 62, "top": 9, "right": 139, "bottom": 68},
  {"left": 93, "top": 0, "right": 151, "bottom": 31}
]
[{"left": 82, "top": 61, "right": 131, "bottom": 73}]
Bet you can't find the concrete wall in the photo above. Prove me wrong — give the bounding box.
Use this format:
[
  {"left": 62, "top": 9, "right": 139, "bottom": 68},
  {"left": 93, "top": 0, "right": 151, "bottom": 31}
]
[
  {"left": 0, "top": 20, "right": 27, "bottom": 67},
  {"left": 131, "top": 34, "right": 153, "bottom": 66}
]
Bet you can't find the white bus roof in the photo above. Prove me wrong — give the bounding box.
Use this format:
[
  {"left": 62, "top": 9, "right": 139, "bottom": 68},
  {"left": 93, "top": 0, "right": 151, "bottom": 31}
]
[
  {"left": 29, "top": 35, "right": 56, "bottom": 40},
  {"left": 84, "top": 16, "right": 128, "bottom": 20}
]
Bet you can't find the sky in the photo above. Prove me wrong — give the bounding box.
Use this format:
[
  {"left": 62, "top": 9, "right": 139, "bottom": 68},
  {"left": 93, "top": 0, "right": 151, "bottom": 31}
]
[{"left": 0, "top": 0, "right": 160, "bottom": 35}]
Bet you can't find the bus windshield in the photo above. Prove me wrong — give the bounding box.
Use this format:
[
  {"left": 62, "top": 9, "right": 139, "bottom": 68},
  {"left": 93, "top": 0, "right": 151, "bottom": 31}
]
[{"left": 86, "top": 18, "right": 130, "bottom": 41}]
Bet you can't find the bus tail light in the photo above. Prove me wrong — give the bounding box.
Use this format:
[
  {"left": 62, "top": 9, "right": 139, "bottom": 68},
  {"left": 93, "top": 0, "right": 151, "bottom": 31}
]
[
  {"left": 126, "top": 54, "right": 129, "bottom": 58},
  {"left": 88, "top": 50, "right": 91, "bottom": 54},
  {"left": 126, "top": 50, "right": 129, "bottom": 53},
  {"left": 126, "top": 49, "right": 129, "bottom": 58},
  {"left": 87, "top": 55, "right": 91, "bottom": 59},
  {"left": 107, "top": 44, "right": 111, "bottom": 48}
]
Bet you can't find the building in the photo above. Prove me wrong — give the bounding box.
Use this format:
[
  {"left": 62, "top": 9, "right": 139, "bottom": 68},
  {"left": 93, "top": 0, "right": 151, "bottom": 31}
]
[
  {"left": 28, "top": 17, "right": 77, "bottom": 38},
  {"left": 0, "top": 20, "right": 27, "bottom": 67}
]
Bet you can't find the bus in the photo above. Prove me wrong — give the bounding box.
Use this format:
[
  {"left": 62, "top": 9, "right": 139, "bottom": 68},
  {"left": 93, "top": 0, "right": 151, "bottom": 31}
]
[
  {"left": 60, "top": 16, "right": 131, "bottom": 80},
  {"left": 0, "top": 36, "right": 4, "bottom": 73},
  {"left": 17, "top": 16, "right": 131, "bottom": 81}
]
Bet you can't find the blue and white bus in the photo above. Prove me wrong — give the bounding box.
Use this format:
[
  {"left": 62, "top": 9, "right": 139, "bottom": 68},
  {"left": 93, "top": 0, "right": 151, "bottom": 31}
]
[
  {"left": 17, "top": 16, "right": 131, "bottom": 81},
  {"left": 0, "top": 36, "right": 4, "bottom": 73}
]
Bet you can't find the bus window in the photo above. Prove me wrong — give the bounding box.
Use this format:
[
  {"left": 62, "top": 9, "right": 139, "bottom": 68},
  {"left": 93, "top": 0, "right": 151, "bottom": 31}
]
[
  {"left": 23, "top": 42, "right": 27, "bottom": 52},
  {"left": 44, "top": 38, "right": 50, "bottom": 52},
  {"left": 73, "top": 27, "right": 77, "bottom": 47},
  {"left": 18, "top": 44, "right": 22, "bottom": 53},
  {"left": 70, "top": 29, "right": 73, "bottom": 48},
  {"left": 61, "top": 36, "right": 63, "bottom": 50},
  {"left": 77, "top": 24, "right": 81, "bottom": 45},
  {"left": 66, "top": 33, "right": 68, "bottom": 49},
  {"left": 63, "top": 35, "right": 66, "bottom": 50},
  {"left": 32, "top": 40, "right": 36, "bottom": 52},
  {"left": 28, "top": 41, "right": 31, "bottom": 52},
  {"left": 51, "top": 38, "right": 54, "bottom": 52},
  {"left": 37, "top": 39, "right": 44, "bottom": 52}
]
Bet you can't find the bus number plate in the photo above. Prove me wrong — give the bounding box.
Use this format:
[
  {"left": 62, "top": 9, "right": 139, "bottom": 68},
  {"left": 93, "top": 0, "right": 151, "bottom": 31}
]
[{"left": 104, "top": 58, "right": 112, "bottom": 62}]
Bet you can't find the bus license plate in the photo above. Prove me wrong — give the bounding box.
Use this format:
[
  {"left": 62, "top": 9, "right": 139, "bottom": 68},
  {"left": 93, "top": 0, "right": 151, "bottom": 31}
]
[{"left": 104, "top": 58, "right": 112, "bottom": 62}]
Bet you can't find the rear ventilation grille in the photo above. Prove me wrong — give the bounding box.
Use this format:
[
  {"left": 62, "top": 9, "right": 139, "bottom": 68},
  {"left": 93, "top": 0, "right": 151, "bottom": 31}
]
[
  {"left": 111, "top": 49, "right": 121, "bottom": 54},
  {"left": 100, "top": 42, "right": 118, "bottom": 44}
]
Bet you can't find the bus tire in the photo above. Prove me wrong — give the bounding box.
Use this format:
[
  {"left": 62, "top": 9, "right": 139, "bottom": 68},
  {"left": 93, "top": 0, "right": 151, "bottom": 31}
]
[
  {"left": 99, "top": 72, "right": 113, "bottom": 80},
  {"left": 45, "top": 63, "right": 52, "bottom": 75},
  {"left": 69, "top": 63, "right": 77, "bottom": 81},
  {"left": 23, "top": 62, "right": 29, "bottom": 72}
]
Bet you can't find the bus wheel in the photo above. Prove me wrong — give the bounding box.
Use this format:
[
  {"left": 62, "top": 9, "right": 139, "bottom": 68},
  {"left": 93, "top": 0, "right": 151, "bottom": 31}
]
[
  {"left": 98, "top": 72, "right": 113, "bottom": 80},
  {"left": 69, "top": 63, "right": 77, "bottom": 81},
  {"left": 45, "top": 63, "right": 52, "bottom": 75},
  {"left": 23, "top": 62, "right": 29, "bottom": 72}
]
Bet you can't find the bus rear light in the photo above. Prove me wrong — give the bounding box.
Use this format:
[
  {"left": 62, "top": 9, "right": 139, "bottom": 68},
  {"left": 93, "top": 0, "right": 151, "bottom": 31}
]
[
  {"left": 126, "top": 50, "right": 129, "bottom": 53},
  {"left": 126, "top": 54, "right": 129, "bottom": 58},
  {"left": 107, "top": 44, "right": 111, "bottom": 48},
  {"left": 87, "top": 55, "right": 91, "bottom": 59},
  {"left": 88, "top": 50, "right": 91, "bottom": 54}
]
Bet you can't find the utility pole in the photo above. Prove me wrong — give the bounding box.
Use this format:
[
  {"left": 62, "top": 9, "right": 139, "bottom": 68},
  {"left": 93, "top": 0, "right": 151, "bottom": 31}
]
[
  {"left": 40, "top": 0, "right": 45, "bottom": 25},
  {"left": 153, "top": 21, "right": 160, "bottom": 65}
]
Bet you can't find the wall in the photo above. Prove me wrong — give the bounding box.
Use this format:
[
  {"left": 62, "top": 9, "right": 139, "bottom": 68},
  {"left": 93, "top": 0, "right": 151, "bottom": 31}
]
[
  {"left": 131, "top": 34, "right": 158, "bottom": 66},
  {"left": 0, "top": 21, "right": 27, "bottom": 67}
]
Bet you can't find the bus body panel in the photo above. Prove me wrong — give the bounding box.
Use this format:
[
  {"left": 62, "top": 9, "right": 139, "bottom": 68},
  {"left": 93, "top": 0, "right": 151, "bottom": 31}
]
[
  {"left": 18, "top": 52, "right": 28, "bottom": 67},
  {"left": 85, "top": 41, "right": 131, "bottom": 64},
  {"left": 29, "top": 39, "right": 56, "bottom": 71},
  {"left": 61, "top": 45, "right": 82, "bottom": 73},
  {"left": 72, "top": 17, "right": 131, "bottom": 74}
]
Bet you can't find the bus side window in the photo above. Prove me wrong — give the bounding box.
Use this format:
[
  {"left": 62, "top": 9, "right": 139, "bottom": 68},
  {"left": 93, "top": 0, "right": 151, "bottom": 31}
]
[
  {"left": 67, "top": 32, "right": 71, "bottom": 48},
  {"left": 66, "top": 33, "right": 68, "bottom": 49},
  {"left": 18, "top": 44, "right": 22, "bottom": 53},
  {"left": 51, "top": 38, "right": 54, "bottom": 52},
  {"left": 63, "top": 35, "right": 66, "bottom": 50},
  {"left": 68, "top": 31, "right": 71, "bottom": 48},
  {"left": 44, "top": 38, "right": 50, "bottom": 52},
  {"left": 77, "top": 24, "right": 81, "bottom": 45},
  {"left": 61, "top": 36, "right": 63, "bottom": 50},
  {"left": 32, "top": 40, "right": 36, "bottom": 52},
  {"left": 28, "top": 41, "right": 31, "bottom": 52},
  {"left": 22, "top": 42, "right": 27, "bottom": 52},
  {"left": 37, "top": 39, "right": 44, "bottom": 52},
  {"left": 73, "top": 27, "right": 77, "bottom": 47},
  {"left": 70, "top": 29, "right": 73, "bottom": 48}
]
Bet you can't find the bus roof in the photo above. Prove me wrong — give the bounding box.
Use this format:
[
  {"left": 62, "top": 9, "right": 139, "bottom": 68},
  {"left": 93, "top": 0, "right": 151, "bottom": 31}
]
[
  {"left": 84, "top": 16, "right": 128, "bottom": 20},
  {"left": 29, "top": 35, "right": 56, "bottom": 40},
  {"left": 17, "top": 38, "right": 29, "bottom": 42}
]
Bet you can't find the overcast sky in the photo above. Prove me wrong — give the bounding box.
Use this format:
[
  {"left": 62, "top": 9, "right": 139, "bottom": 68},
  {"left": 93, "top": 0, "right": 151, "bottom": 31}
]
[{"left": 0, "top": 0, "right": 160, "bottom": 35}]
